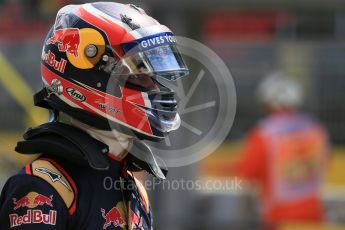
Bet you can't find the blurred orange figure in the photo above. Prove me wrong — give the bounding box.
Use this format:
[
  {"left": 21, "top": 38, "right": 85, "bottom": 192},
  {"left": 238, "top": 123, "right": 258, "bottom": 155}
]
[{"left": 234, "top": 72, "right": 329, "bottom": 227}]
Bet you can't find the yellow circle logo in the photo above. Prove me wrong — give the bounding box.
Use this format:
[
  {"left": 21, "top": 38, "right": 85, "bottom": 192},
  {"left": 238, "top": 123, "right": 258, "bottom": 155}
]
[{"left": 67, "top": 28, "right": 106, "bottom": 69}]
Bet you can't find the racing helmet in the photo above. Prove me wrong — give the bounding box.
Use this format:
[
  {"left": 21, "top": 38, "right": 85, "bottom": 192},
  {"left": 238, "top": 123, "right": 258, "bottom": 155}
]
[
  {"left": 257, "top": 71, "right": 303, "bottom": 110},
  {"left": 36, "top": 2, "right": 189, "bottom": 141}
]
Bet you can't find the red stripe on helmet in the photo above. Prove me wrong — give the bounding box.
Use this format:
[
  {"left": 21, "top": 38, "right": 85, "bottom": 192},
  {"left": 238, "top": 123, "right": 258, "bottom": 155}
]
[
  {"left": 122, "top": 87, "right": 145, "bottom": 106},
  {"left": 41, "top": 64, "right": 153, "bottom": 136}
]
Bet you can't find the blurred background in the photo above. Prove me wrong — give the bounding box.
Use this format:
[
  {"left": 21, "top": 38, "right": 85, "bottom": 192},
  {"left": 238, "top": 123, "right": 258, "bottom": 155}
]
[{"left": 0, "top": 0, "right": 345, "bottom": 229}]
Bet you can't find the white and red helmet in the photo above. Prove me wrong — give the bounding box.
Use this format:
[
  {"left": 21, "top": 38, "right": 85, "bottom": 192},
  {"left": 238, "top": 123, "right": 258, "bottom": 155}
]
[{"left": 37, "top": 2, "right": 188, "bottom": 141}]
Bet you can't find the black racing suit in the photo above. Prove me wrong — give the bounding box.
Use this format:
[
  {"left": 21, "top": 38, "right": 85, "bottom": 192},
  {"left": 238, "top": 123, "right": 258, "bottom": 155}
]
[{"left": 0, "top": 122, "right": 157, "bottom": 230}]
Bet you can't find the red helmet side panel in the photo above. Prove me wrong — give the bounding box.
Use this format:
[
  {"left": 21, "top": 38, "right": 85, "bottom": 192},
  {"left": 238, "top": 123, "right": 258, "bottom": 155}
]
[{"left": 41, "top": 64, "right": 153, "bottom": 136}]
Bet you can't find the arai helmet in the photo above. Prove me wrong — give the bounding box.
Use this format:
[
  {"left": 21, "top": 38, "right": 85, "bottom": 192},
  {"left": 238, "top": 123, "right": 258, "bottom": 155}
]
[{"left": 36, "top": 2, "right": 188, "bottom": 141}]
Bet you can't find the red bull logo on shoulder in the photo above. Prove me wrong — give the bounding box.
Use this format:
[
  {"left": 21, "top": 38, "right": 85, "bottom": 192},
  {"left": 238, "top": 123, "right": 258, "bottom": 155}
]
[
  {"left": 47, "top": 28, "right": 80, "bottom": 57},
  {"left": 10, "top": 192, "right": 56, "bottom": 228},
  {"left": 12, "top": 192, "right": 54, "bottom": 210},
  {"left": 9, "top": 210, "right": 57, "bottom": 228},
  {"left": 33, "top": 194, "right": 54, "bottom": 208},
  {"left": 12, "top": 196, "right": 30, "bottom": 210}
]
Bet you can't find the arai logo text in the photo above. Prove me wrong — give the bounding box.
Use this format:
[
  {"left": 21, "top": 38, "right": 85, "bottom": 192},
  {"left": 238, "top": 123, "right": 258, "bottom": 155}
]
[{"left": 66, "top": 87, "right": 86, "bottom": 102}]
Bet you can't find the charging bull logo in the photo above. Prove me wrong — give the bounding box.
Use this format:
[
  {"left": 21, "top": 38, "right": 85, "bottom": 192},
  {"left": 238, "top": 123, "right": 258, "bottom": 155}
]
[
  {"left": 10, "top": 192, "right": 56, "bottom": 228},
  {"left": 12, "top": 196, "right": 30, "bottom": 210},
  {"left": 101, "top": 206, "right": 125, "bottom": 229},
  {"left": 47, "top": 28, "right": 80, "bottom": 57},
  {"left": 12, "top": 192, "right": 53, "bottom": 210}
]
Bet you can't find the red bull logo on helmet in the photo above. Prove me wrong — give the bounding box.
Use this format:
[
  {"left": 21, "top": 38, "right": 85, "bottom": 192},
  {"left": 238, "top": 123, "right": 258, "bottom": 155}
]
[{"left": 47, "top": 28, "right": 80, "bottom": 57}]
